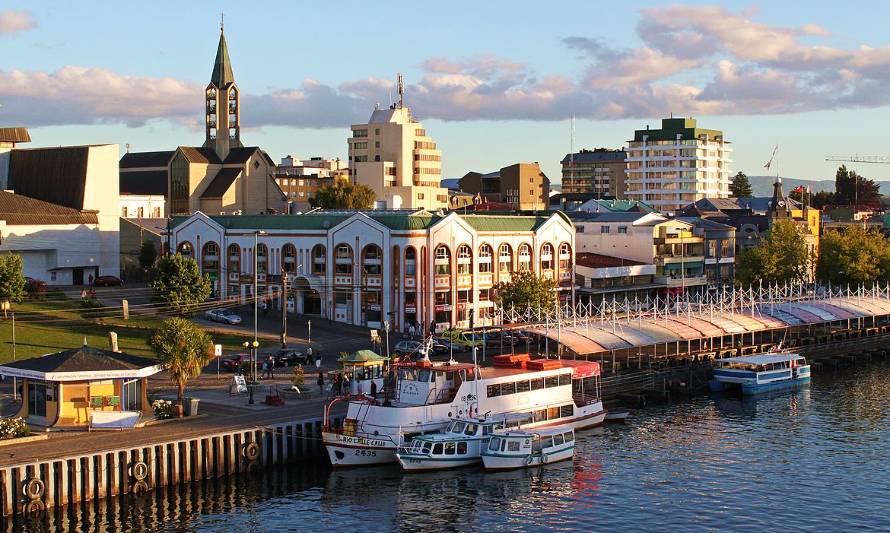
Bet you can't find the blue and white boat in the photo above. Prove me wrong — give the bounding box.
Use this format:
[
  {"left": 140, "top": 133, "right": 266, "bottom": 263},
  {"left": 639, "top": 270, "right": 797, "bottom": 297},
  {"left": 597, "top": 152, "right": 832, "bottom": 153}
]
[{"left": 709, "top": 353, "right": 811, "bottom": 395}]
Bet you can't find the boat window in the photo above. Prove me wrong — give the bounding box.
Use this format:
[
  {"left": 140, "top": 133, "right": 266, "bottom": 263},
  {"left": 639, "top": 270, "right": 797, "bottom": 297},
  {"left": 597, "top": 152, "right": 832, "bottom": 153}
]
[
  {"left": 553, "top": 434, "right": 564, "bottom": 446},
  {"left": 444, "top": 442, "right": 456, "bottom": 455},
  {"left": 564, "top": 432, "right": 574, "bottom": 443},
  {"left": 501, "top": 440, "right": 507, "bottom": 452},
  {"left": 451, "top": 422, "right": 466, "bottom": 434},
  {"left": 433, "top": 443, "right": 443, "bottom": 455},
  {"left": 560, "top": 404, "right": 573, "bottom": 418},
  {"left": 422, "top": 442, "right": 432, "bottom": 453},
  {"left": 400, "top": 368, "right": 417, "bottom": 381},
  {"left": 501, "top": 382, "right": 517, "bottom": 395},
  {"left": 533, "top": 409, "right": 546, "bottom": 422},
  {"left": 531, "top": 378, "right": 544, "bottom": 390},
  {"left": 507, "top": 440, "right": 521, "bottom": 452},
  {"left": 489, "top": 438, "right": 501, "bottom": 451},
  {"left": 457, "top": 441, "right": 468, "bottom": 455},
  {"left": 545, "top": 376, "right": 559, "bottom": 388},
  {"left": 418, "top": 369, "right": 432, "bottom": 383},
  {"left": 558, "top": 374, "right": 572, "bottom": 386},
  {"left": 464, "top": 423, "right": 478, "bottom": 436},
  {"left": 540, "top": 437, "right": 553, "bottom": 448},
  {"left": 487, "top": 384, "right": 501, "bottom": 397},
  {"left": 547, "top": 407, "right": 560, "bottom": 420},
  {"left": 516, "top": 380, "right": 531, "bottom": 393}
]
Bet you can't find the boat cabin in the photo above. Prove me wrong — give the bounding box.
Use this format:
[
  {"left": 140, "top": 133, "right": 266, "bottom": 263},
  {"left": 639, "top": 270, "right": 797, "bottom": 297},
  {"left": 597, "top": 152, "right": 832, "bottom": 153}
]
[
  {"left": 714, "top": 353, "right": 808, "bottom": 373},
  {"left": 395, "top": 362, "right": 476, "bottom": 406},
  {"left": 404, "top": 413, "right": 532, "bottom": 455},
  {"left": 487, "top": 428, "right": 575, "bottom": 456}
]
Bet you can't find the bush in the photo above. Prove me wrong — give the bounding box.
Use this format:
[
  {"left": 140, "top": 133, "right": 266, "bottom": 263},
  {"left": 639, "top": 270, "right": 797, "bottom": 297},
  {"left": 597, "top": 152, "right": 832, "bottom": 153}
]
[
  {"left": 25, "top": 279, "right": 47, "bottom": 298},
  {"left": 152, "top": 399, "right": 176, "bottom": 420},
  {"left": 0, "top": 417, "right": 30, "bottom": 440}
]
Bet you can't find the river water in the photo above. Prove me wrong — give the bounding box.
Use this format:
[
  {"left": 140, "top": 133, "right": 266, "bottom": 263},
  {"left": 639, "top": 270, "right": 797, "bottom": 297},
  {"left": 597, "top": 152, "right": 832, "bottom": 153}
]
[{"left": 14, "top": 360, "right": 890, "bottom": 532}]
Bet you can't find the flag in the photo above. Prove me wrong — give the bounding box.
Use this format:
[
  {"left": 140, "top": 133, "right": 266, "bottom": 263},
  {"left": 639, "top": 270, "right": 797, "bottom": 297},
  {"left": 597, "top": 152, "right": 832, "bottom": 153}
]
[{"left": 792, "top": 185, "right": 805, "bottom": 193}]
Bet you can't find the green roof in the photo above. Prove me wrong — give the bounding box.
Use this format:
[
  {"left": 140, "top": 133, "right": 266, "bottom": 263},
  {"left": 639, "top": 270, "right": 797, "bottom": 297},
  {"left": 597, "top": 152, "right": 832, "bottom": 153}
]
[
  {"left": 633, "top": 117, "right": 725, "bottom": 142},
  {"left": 340, "top": 349, "right": 388, "bottom": 363},
  {"left": 461, "top": 214, "right": 552, "bottom": 232}
]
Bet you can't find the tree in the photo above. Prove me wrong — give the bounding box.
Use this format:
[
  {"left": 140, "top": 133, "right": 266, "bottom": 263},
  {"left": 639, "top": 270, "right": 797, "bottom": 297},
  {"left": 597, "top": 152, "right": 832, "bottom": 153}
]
[
  {"left": 736, "top": 220, "right": 808, "bottom": 286},
  {"left": 816, "top": 227, "right": 890, "bottom": 286},
  {"left": 150, "top": 254, "right": 212, "bottom": 315},
  {"left": 494, "top": 271, "right": 557, "bottom": 312},
  {"left": 138, "top": 240, "right": 158, "bottom": 269},
  {"left": 309, "top": 182, "right": 376, "bottom": 209},
  {"left": 788, "top": 188, "right": 835, "bottom": 209},
  {"left": 729, "top": 171, "right": 753, "bottom": 198},
  {"left": 0, "top": 254, "right": 26, "bottom": 303},
  {"left": 149, "top": 318, "right": 213, "bottom": 415},
  {"left": 835, "top": 165, "right": 881, "bottom": 207}
]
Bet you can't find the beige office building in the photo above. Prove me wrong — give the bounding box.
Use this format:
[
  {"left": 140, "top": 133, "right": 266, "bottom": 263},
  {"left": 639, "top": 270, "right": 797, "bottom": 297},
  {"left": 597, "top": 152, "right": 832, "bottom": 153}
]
[{"left": 348, "top": 86, "right": 448, "bottom": 210}]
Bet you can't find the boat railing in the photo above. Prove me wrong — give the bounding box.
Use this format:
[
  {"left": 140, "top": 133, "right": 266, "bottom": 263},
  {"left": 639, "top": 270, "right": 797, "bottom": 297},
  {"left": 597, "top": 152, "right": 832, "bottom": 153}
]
[{"left": 572, "top": 392, "right": 600, "bottom": 407}]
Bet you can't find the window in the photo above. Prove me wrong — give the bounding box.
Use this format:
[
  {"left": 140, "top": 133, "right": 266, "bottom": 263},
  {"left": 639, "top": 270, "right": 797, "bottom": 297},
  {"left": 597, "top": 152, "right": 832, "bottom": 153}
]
[
  {"left": 282, "top": 244, "right": 297, "bottom": 273},
  {"left": 29, "top": 381, "right": 48, "bottom": 418},
  {"left": 457, "top": 441, "right": 468, "bottom": 455},
  {"left": 554, "top": 434, "right": 564, "bottom": 446},
  {"left": 498, "top": 244, "right": 513, "bottom": 273},
  {"left": 363, "top": 245, "right": 382, "bottom": 275},
  {"left": 501, "top": 382, "right": 517, "bottom": 395},
  {"left": 517, "top": 244, "right": 532, "bottom": 271},
  {"left": 487, "top": 384, "right": 501, "bottom": 397},
  {"left": 541, "top": 243, "right": 554, "bottom": 270},
  {"left": 560, "top": 404, "right": 573, "bottom": 418},
  {"left": 618, "top": 226, "right": 628, "bottom": 234},
  {"left": 335, "top": 244, "right": 353, "bottom": 275},
  {"left": 444, "top": 442, "right": 456, "bottom": 455},
  {"left": 456, "top": 245, "right": 472, "bottom": 275},
  {"left": 516, "top": 380, "right": 531, "bottom": 393},
  {"left": 435, "top": 246, "right": 451, "bottom": 275},
  {"left": 545, "top": 376, "right": 559, "bottom": 388},
  {"left": 601, "top": 226, "right": 610, "bottom": 234},
  {"left": 531, "top": 378, "right": 544, "bottom": 390},
  {"left": 558, "top": 374, "right": 572, "bottom": 386},
  {"left": 405, "top": 247, "right": 417, "bottom": 276},
  {"left": 433, "top": 443, "right": 443, "bottom": 455},
  {"left": 312, "top": 245, "right": 326, "bottom": 276},
  {"left": 228, "top": 244, "right": 241, "bottom": 275},
  {"left": 178, "top": 241, "right": 193, "bottom": 257},
  {"left": 121, "top": 207, "right": 128, "bottom": 217},
  {"left": 122, "top": 379, "right": 142, "bottom": 411},
  {"left": 507, "top": 441, "right": 521, "bottom": 452},
  {"left": 152, "top": 207, "right": 161, "bottom": 218},
  {"left": 256, "top": 244, "right": 268, "bottom": 274},
  {"left": 478, "top": 244, "right": 493, "bottom": 273},
  {"left": 417, "top": 193, "right": 425, "bottom": 200},
  {"left": 137, "top": 207, "right": 144, "bottom": 218},
  {"left": 558, "top": 243, "right": 571, "bottom": 271},
  {"left": 489, "top": 438, "right": 501, "bottom": 452}
]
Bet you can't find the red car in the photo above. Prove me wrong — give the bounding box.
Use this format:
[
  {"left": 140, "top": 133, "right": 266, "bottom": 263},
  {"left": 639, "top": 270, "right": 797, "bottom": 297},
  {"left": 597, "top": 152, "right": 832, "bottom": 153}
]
[
  {"left": 93, "top": 275, "right": 123, "bottom": 287},
  {"left": 220, "top": 353, "right": 250, "bottom": 372}
]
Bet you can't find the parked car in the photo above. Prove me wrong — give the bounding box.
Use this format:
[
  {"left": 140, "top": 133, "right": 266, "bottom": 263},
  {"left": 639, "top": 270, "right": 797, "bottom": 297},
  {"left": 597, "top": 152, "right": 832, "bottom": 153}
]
[
  {"left": 273, "top": 349, "right": 308, "bottom": 367},
  {"left": 431, "top": 338, "right": 468, "bottom": 355},
  {"left": 393, "top": 340, "right": 423, "bottom": 356},
  {"left": 440, "top": 329, "right": 486, "bottom": 349},
  {"left": 220, "top": 353, "right": 250, "bottom": 372},
  {"left": 204, "top": 308, "right": 243, "bottom": 325},
  {"left": 93, "top": 275, "right": 123, "bottom": 287}
]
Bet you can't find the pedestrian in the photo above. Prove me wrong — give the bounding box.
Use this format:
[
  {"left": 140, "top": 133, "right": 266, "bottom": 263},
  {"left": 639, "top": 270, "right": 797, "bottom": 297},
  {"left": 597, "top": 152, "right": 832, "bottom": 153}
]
[
  {"left": 334, "top": 373, "right": 342, "bottom": 395},
  {"left": 262, "top": 300, "right": 269, "bottom": 317},
  {"left": 317, "top": 371, "right": 324, "bottom": 395},
  {"left": 344, "top": 375, "right": 352, "bottom": 395},
  {"left": 267, "top": 355, "right": 275, "bottom": 379},
  {"left": 88, "top": 274, "right": 94, "bottom": 286},
  {"left": 370, "top": 380, "right": 378, "bottom": 398},
  {"left": 261, "top": 358, "right": 269, "bottom": 379},
  {"left": 408, "top": 323, "right": 416, "bottom": 339},
  {"left": 430, "top": 320, "right": 436, "bottom": 336}
]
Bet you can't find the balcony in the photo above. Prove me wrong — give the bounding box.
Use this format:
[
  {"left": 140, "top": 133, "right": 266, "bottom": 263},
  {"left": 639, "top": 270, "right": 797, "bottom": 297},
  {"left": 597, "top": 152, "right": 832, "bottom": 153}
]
[
  {"left": 456, "top": 274, "right": 472, "bottom": 288},
  {"left": 404, "top": 277, "right": 417, "bottom": 289},
  {"left": 363, "top": 274, "right": 383, "bottom": 287},
  {"left": 477, "top": 273, "right": 493, "bottom": 287},
  {"left": 655, "top": 255, "right": 705, "bottom": 266},
  {"left": 655, "top": 275, "right": 708, "bottom": 287},
  {"left": 434, "top": 275, "right": 451, "bottom": 289},
  {"left": 334, "top": 274, "right": 353, "bottom": 285}
]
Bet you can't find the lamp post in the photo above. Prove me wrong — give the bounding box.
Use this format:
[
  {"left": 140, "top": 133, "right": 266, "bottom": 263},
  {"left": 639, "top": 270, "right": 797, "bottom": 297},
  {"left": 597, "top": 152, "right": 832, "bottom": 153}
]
[
  {"left": 251, "top": 230, "right": 267, "bottom": 404},
  {"left": 242, "top": 339, "right": 259, "bottom": 404}
]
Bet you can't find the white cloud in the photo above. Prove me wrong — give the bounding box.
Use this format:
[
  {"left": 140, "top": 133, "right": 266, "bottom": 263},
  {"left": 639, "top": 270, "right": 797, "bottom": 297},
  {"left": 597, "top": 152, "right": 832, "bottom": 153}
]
[{"left": 0, "top": 10, "right": 35, "bottom": 35}]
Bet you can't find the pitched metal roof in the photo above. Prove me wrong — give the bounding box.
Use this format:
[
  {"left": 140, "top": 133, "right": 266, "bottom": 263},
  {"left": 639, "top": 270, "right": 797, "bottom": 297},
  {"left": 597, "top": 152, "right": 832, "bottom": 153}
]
[
  {"left": 560, "top": 149, "right": 626, "bottom": 165},
  {"left": 201, "top": 167, "right": 241, "bottom": 198},
  {"left": 178, "top": 146, "right": 222, "bottom": 164},
  {"left": 0, "top": 127, "right": 31, "bottom": 144},
  {"left": 119, "top": 150, "right": 175, "bottom": 169},
  {"left": 460, "top": 214, "right": 552, "bottom": 232},
  {"left": 210, "top": 30, "right": 235, "bottom": 87},
  {"left": 0, "top": 191, "right": 98, "bottom": 225},
  {"left": 223, "top": 147, "right": 261, "bottom": 164},
  {"left": 120, "top": 170, "right": 167, "bottom": 196},
  {"left": 7, "top": 146, "right": 91, "bottom": 210}
]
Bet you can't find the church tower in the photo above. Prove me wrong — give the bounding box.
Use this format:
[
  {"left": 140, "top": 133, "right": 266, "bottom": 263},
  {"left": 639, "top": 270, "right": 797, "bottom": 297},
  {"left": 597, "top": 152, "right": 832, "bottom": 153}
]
[{"left": 203, "top": 18, "right": 241, "bottom": 160}]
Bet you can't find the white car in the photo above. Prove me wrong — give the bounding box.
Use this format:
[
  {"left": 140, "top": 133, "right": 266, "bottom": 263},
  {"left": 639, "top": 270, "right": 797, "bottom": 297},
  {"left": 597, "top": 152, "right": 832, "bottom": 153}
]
[{"left": 204, "top": 309, "right": 243, "bottom": 325}]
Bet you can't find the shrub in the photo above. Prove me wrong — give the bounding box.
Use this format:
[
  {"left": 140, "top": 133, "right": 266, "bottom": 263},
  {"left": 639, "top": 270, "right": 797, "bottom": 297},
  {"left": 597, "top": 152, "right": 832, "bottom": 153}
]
[
  {"left": 152, "top": 399, "right": 176, "bottom": 420},
  {"left": 0, "top": 417, "right": 30, "bottom": 440}
]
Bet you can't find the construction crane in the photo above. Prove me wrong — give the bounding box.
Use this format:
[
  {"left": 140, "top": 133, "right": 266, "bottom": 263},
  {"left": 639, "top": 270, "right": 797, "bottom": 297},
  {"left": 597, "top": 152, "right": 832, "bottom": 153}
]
[{"left": 825, "top": 155, "right": 890, "bottom": 164}]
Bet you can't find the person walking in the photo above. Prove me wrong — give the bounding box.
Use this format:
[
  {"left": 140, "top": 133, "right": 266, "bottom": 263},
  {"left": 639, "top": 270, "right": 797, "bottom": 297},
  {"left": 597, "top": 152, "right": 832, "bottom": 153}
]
[
  {"left": 408, "top": 323, "right": 416, "bottom": 339},
  {"left": 267, "top": 355, "right": 275, "bottom": 379},
  {"left": 317, "top": 371, "right": 325, "bottom": 395},
  {"left": 370, "top": 380, "right": 378, "bottom": 399}
]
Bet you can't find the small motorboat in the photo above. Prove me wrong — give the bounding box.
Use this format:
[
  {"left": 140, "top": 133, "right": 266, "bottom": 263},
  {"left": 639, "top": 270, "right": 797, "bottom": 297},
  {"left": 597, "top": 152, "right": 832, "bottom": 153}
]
[
  {"left": 604, "top": 411, "right": 629, "bottom": 423},
  {"left": 481, "top": 428, "right": 575, "bottom": 471},
  {"left": 709, "top": 352, "right": 811, "bottom": 395}
]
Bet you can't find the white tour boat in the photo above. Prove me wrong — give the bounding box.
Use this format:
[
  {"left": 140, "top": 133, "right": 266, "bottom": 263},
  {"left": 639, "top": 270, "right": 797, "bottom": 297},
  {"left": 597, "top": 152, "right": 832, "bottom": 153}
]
[
  {"left": 709, "top": 352, "right": 811, "bottom": 395},
  {"left": 395, "top": 413, "right": 530, "bottom": 472},
  {"left": 322, "top": 355, "right": 605, "bottom": 467},
  {"left": 481, "top": 428, "right": 576, "bottom": 471}
]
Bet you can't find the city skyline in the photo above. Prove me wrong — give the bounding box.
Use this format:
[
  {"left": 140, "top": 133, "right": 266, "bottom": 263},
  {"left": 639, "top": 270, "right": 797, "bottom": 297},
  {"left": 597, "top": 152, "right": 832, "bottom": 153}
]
[{"left": 4, "top": 2, "right": 890, "bottom": 183}]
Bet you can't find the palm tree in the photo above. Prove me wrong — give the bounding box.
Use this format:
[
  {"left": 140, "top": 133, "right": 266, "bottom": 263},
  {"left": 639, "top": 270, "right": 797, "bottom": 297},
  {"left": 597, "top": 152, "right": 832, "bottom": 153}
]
[{"left": 150, "top": 317, "right": 213, "bottom": 416}]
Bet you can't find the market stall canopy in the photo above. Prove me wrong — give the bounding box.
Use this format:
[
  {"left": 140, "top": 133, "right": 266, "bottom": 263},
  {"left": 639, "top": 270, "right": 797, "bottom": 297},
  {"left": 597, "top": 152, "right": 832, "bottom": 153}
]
[
  {"left": 0, "top": 346, "right": 164, "bottom": 381},
  {"left": 339, "top": 350, "right": 389, "bottom": 363}
]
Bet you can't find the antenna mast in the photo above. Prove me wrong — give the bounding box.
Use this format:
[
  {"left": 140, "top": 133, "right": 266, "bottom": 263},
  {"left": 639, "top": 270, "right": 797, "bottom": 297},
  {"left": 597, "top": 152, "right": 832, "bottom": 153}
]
[
  {"left": 397, "top": 73, "right": 404, "bottom": 108},
  {"left": 570, "top": 115, "right": 575, "bottom": 192}
]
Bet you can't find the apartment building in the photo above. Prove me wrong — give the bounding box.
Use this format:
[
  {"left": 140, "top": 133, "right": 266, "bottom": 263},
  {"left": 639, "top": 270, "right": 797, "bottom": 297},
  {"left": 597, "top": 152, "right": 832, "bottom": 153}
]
[
  {"left": 459, "top": 163, "right": 550, "bottom": 211},
  {"left": 168, "top": 210, "right": 575, "bottom": 333},
  {"left": 560, "top": 148, "right": 627, "bottom": 198},
  {"left": 625, "top": 117, "right": 732, "bottom": 213},
  {"left": 571, "top": 211, "right": 707, "bottom": 292},
  {"left": 275, "top": 156, "right": 348, "bottom": 211},
  {"left": 348, "top": 78, "right": 448, "bottom": 210}
]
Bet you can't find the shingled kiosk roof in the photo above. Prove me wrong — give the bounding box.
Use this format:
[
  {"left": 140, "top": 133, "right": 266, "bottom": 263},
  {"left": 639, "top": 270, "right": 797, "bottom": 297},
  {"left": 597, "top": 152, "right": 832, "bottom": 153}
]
[{"left": 0, "top": 345, "right": 163, "bottom": 381}]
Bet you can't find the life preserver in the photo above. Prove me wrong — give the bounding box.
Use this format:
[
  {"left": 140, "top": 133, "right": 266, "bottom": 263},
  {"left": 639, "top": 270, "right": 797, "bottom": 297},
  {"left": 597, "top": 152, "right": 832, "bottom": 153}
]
[
  {"left": 131, "top": 480, "right": 150, "bottom": 494},
  {"left": 526, "top": 455, "right": 534, "bottom": 466},
  {"left": 129, "top": 461, "right": 149, "bottom": 481},
  {"left": 542, "top": 454, "right": 549, "bottom": 465},
  {"left": 23, "top": 478, "right": 44, "bottom": 499},
  {"left": 243, "top": 442, "right": 261, "bottom": 462},
  {"left": 22, "top": 500, "right": 45, "bottom": 514}
]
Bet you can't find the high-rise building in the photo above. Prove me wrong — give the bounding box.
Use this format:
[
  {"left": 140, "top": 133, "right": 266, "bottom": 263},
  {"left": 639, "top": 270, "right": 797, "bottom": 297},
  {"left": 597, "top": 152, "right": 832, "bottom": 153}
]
[
  {"left": 348, "top": 76, "right": 448, "bottom": 210},
  {"left": 560, "top": 148, "right": 627, "bottom": 198},
  {"left": 459, "top": 163, "right": 550, "bottom": 211},
  {"left": 275, "top": 156, "right": 348, "bottom": 211},
  {"left": 624, "top": 117, "right": 732, "bottom": 213}
]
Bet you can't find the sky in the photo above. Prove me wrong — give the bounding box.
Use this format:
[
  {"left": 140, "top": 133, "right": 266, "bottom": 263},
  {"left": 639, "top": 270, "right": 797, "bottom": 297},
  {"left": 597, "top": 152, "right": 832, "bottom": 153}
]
[{"left": 3, "top": 1, "right": 890, "bottom": 184}]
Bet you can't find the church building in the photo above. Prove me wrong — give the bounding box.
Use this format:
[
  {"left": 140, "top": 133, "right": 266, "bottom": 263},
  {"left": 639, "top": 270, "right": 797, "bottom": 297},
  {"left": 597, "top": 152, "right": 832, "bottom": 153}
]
[{"left": 120, "top": 22, "right": 286, "bottom": 217}]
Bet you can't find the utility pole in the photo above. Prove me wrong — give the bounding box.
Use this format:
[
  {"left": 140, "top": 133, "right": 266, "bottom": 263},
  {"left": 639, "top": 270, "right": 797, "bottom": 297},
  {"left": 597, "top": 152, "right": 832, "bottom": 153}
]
[
  {"left": 281, "top": 256, "right": 288, "bottom": 349},
  {"left": 11, "top": 312, "right": 16, "bottom": 401}
]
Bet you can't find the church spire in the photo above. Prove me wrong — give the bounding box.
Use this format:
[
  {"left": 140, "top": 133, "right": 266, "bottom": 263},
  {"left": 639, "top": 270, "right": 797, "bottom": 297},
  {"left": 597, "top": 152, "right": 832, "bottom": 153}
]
[{"left": 210, "top": 19, "right": 234, "bottom": 88}]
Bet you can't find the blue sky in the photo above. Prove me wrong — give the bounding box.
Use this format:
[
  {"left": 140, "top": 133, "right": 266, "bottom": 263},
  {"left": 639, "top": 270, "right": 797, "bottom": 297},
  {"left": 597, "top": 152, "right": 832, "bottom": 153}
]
[{"left": 3, "top": 1, "right": 890, "bottom": 183}]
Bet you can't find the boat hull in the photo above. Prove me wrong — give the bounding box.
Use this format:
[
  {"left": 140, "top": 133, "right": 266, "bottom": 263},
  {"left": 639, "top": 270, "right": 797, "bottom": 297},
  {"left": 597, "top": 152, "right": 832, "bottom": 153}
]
[
  {"left": 322, "top": 431, "right": 399, "bottom": 466},
  {"left": 482, "top": 446, "right": 574, "bottom": 471},
  {"left": 396, "top": 454, "right": 481, "bottom": 471},
  {"left": 741, "top": 376, "right": 811, "bottom": 395}
]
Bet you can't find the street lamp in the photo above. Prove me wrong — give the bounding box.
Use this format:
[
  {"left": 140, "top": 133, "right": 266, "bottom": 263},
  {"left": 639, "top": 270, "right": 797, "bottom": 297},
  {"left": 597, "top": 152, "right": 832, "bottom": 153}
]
[
  {"left": 253, "top": 230, "right": 267, "bottom": 394},
  {"left": 242, "top": 339, "right": 260, "bottom": 404}
]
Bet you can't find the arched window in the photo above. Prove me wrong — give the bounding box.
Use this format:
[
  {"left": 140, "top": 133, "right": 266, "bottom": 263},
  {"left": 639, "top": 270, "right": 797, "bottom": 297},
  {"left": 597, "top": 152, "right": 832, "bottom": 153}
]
[
  {"left": 558, "top": 242, "right": 572, "bottom": 272},
  {"left": 282, "top": 244, "right": 297, "bottom": 273},
  {"left": 405, "top": 246, "right": 417, "bottom": 276},
  {"left": 256, "top": 243, "right": 268, "bottom": 274},
  {"left": 178, "top": 241, "right": 193, "bottom": 257},
  {"left": 363, "top": 245, "right": 383, "bottom": 275},
  {"left": 335, "top": 244, "right": 353, "bottom": 275},
  {"left": 434, "top": 245, "right": 451, "bottom": 276},
  {"left": 202, "top": 242, "right": 220, "bottom": 272},
  {"left": 456, "top": 244, "right": 472, "bottom": 275},
  {"left": 541, "top": 243, "right": 554, "bottom": 271},
  {"left": 517, "top": 243, "right": 532, "bottom": 272},
  {"left": 228, "top": 244, "right": 241, "bottom": 274},
  {"left": 478, "top": 244, "right": 493, "bottom": 273},
  {"left": 498, "top": 244, "right": 513, "bottom": 273},
  {"left": 312, "top": 244, "right": 326, "bottom": 276}
]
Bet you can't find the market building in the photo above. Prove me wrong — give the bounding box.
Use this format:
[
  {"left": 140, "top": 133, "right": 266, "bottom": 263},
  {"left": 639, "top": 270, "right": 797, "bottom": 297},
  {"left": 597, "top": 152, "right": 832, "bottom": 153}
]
[{"left": 168, "top": 210, "right": 575, "bottom": 333}]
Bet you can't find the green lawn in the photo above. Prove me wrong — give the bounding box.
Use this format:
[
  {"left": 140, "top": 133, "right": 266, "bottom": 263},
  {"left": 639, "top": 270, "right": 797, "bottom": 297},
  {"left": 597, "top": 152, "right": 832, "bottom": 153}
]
[{"left": 0, "top": 293, "right": 247, "bottom": 363}]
